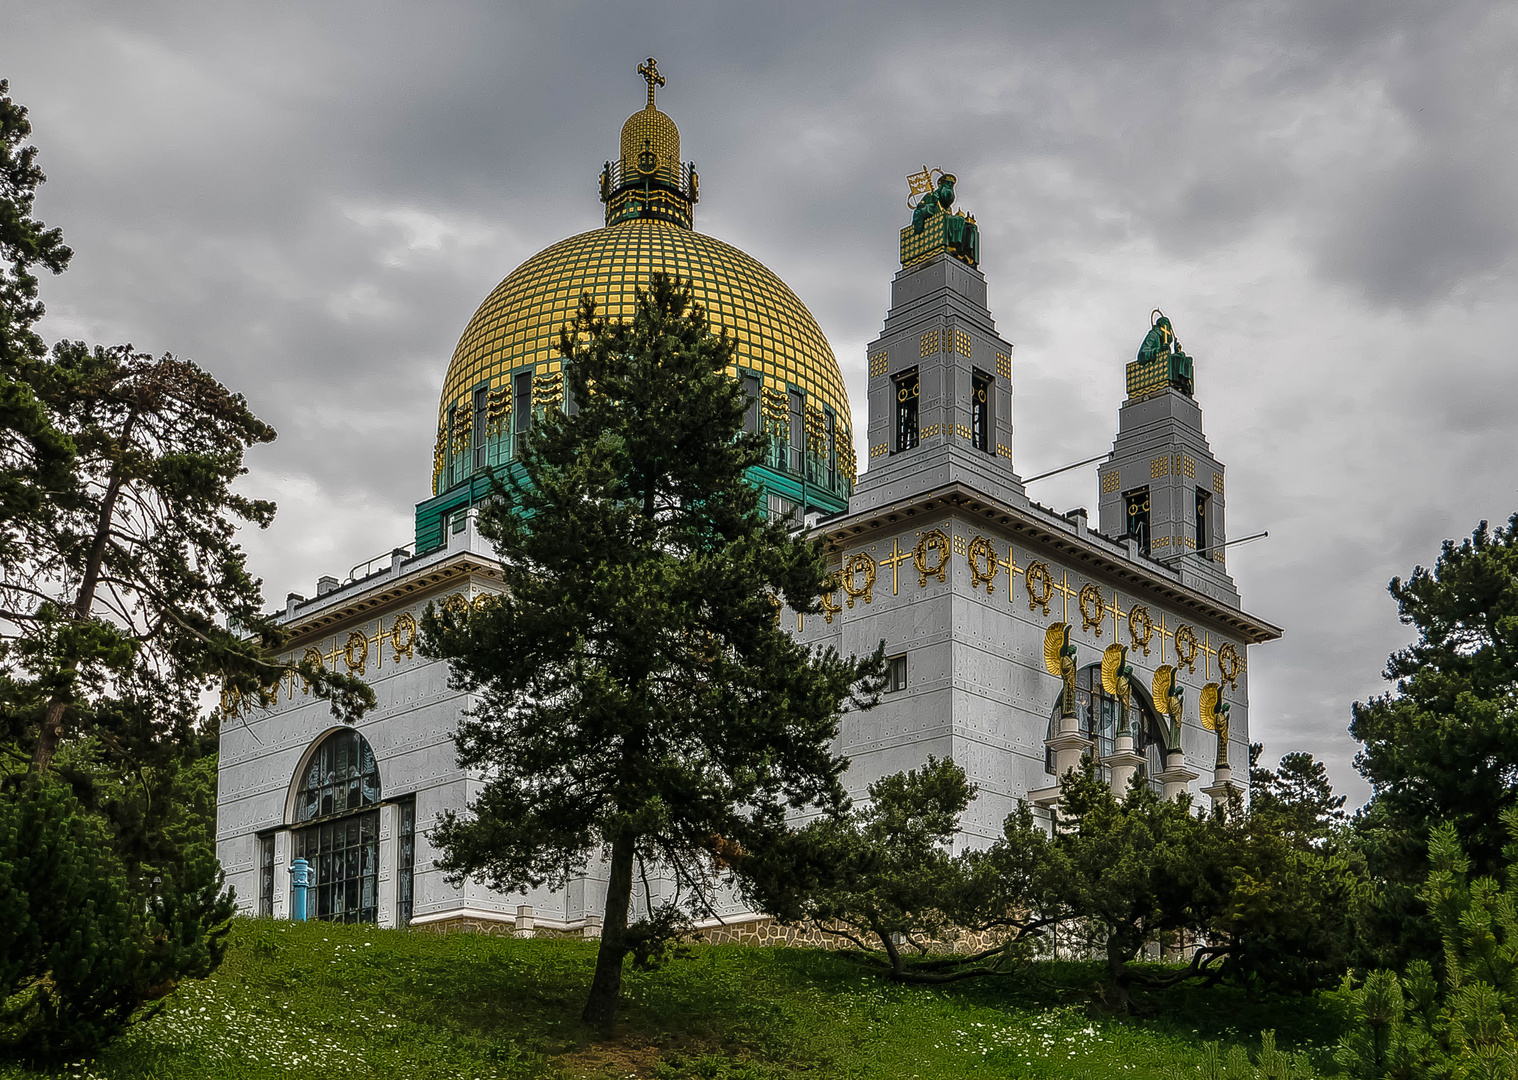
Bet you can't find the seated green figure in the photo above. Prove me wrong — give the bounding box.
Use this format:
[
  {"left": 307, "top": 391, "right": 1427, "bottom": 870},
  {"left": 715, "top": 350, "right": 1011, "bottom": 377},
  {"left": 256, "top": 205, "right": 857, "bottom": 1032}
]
[
  {"left": 912, "top": 173, "right": 979, "bottom": 263},
  {"left": 1137, "top": 311, "right": 1194, "bottom": 395}
]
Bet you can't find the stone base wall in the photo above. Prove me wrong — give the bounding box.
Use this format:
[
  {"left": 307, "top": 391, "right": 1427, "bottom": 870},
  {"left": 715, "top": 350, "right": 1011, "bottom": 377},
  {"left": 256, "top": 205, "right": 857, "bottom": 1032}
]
[{"left": 414, "top": 912, "right": 1008, "bottom": 957}]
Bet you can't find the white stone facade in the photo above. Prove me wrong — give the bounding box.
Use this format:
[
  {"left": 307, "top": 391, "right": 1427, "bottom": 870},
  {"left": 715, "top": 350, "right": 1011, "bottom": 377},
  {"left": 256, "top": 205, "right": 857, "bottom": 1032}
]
[{"left": 215, "top": 252, "right": 1280, "bottom": 931}]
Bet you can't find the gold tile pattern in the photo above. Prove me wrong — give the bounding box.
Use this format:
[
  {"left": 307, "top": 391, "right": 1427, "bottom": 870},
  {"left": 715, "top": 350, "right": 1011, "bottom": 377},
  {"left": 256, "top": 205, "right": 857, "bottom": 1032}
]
[
  {"left": 869, "top": 443, "right": 889, "bottom": 458},
  {"left": 1150, "top": 456, "right": 1170, "bottom": 479},
  {"left": 1213, "top": 470, "right": 1224, "bottom": 494},
  {"left": 869, "top": 351, "right": 888, "bottom": 377},
  {"left": 1180, "top": 454, "right": 1196, "bottom": 479},
  {"left": 1101, "top": 471, "right": 1121, "bottom": 493},
  {"left": 920, "top": 329, "right": 939, "bottom": 357},
  {"left": 619, "top": 106, "right": 681, "bottom": 186},
  {"left": 996, "top": 351, "right": 1011, "bottom": 379},
  {"left": 955, "top": 330, "right": 971, "bottom": 357},
  {"left": 439, "top": 219, "right": 852, "bottom": 493},
  {"left": 996, "top": 443, "right": 1012, "bottom": 459}
]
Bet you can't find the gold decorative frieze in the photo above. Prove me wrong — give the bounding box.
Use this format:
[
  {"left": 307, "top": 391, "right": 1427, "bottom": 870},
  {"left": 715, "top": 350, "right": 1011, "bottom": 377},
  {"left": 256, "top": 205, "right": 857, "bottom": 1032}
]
[
  {"left": 840, "top": 553, "right": 877, "bottom": 608},
  {"left": 914, "top": 529, "right": 951, "bottom": 586},
  {"left": 1127, "top": 604, "right": 1153, "bottom": 657},
  {"left": 819, "top": 580, "right": 841, "bottom": 624},
  {"left": 966, "top": 536, "right": 999, "bottom": 594},
  {"left": 1217, "top": 642, "right": 1242, "bottom": 690},
  {"left": 1078, "top": 584, "right": 1105, "bottom": 636},
  {"left": 1174, "top": 624, "right": 1199, "bottom": 673},
  {"left": 1024, "top": 560, "right": 1053, "bottom": 615}
]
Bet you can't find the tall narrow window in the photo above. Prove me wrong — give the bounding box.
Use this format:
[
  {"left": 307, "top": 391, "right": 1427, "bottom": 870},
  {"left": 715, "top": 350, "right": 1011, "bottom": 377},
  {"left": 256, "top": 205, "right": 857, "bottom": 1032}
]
[
  {"left": 787, "top": 390, "right": 804, "bottom": 473},
  {"left": 1195, "top": 489, "right": 1211, "bottom": 554},
  {"left": 742, "top": 374, "right": 761, "bottom": 434},
  {"left": 971, "top": 369, "right": 991, "bottom": 452},
  {"left": 885, "top": 654, "right": 907, "bottom": 693},
  {"left": 396, "top": 797, "right": 416, "bottom": 928},
  {"left": 472, "top": 386, "right": 488, "bottom": 471},
  {"left": 1124, "top": 487, "right": 1151, "bottom": 557},
  {"left": 445, "top": 405, "right": 458, "bottom": 489},
  {"left": 894, "top": 367, "right": 919, "bottom": 452},
  {"left": 825, "top": 409, "right": 836, "bottom": 488},
  {"left": 513, "top": 371, "right": 532, "bottom": 457},
  {"left": 258, "top": 833, "right": 274, "bottom": 917},
  {"left": 562, "top": 364, "right": 578, "bottom": 416}
]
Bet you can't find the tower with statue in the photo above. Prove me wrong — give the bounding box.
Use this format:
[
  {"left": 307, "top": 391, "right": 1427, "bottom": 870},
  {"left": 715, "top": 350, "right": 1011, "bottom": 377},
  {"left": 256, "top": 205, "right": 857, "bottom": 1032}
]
[{"left": 215, "top": 60, "right": 1279, "bottom": 935}]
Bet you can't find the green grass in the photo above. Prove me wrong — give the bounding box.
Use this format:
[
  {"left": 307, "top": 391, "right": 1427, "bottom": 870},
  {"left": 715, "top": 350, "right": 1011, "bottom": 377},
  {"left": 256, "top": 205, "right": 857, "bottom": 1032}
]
[{"left": 3, "top": 919, "right": 1349, "bottom": 1079}]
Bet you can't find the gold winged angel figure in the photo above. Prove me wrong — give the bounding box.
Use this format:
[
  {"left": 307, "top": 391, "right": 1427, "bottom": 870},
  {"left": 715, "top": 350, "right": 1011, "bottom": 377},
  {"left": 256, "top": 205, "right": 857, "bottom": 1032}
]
[{"left": 1044, "top": 623, "right": 1077, "bottom": 719}]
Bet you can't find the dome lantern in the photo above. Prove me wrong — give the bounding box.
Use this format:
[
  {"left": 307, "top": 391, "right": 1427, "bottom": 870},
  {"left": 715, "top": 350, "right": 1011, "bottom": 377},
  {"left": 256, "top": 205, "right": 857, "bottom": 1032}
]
[{"left": 601, "top": 58, "right": 699, "bottom": 229}]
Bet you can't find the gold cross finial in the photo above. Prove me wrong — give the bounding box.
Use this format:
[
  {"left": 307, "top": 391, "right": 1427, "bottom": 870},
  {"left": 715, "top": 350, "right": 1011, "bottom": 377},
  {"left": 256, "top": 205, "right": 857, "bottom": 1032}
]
[{"left": 637, "top": 57, "right": 665, "bottom": 109}]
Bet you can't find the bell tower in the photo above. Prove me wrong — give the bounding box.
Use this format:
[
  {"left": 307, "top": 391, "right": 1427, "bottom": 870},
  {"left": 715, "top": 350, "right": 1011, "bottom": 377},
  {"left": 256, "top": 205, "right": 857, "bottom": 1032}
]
[
  {"left": 1097, "top": 312, "right": 1238, "bottom": 607},
  {"left": 851, "top": 168, "right": 1022, "bottom": 513}
]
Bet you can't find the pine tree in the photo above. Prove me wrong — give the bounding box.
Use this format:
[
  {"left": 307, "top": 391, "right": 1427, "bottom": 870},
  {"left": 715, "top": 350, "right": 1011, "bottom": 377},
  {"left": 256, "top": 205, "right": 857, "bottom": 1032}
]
[
  {"left": 425, "top": 274, "right": 885, "bottom": 1026},
  {"left": 0, "top": 78, "right": 370, "bottom": 1059},
  {"left": 1352, "top": 516, "right": 1518, "bottom": 883}
]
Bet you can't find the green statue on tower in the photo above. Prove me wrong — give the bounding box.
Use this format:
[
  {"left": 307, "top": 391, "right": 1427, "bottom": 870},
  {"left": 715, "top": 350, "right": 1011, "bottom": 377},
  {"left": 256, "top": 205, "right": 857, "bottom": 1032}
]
[
  {"left": 1135, "top": 310, "right": 1194, "bottom": 396},
  {"left": 906, "top": 167, "right": 979, "bottom": 266}
]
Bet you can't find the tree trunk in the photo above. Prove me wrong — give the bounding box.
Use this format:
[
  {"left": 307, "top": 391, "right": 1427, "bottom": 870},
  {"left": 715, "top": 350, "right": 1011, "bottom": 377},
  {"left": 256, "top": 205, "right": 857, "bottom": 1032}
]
[
  {"left": 1106, "top": 932, "right": 1136, "bottom": 1014},
  {"left": 33, "top": 408, "right": 138, "bottom": 774},
  {"left": 582, "top": 830, "right": 637, "bottom": 1027}
]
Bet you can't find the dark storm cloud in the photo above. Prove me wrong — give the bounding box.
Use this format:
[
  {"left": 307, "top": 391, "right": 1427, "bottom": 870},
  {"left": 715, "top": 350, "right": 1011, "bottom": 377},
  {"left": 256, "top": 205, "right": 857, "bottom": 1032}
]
[{"left": 4, "top": 0, "right": 1517, "bottom": 805}]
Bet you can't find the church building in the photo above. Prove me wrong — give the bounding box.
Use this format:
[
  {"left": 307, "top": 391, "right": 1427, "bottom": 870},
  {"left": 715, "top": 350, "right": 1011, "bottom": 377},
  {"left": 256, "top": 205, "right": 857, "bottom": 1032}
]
[{"left": 215, "top": 61, "right": 1280, "bottom": 934}]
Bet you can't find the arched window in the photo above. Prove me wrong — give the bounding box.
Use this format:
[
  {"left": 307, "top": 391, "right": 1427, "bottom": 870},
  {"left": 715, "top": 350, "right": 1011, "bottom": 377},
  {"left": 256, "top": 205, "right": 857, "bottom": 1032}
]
[
  {"left": 294, "top": 728, "right": 380, "bottom": 824},
  {"left": 291, "top": 729, "right": 381, "bottom": 924},
  {"left": 1046, "top": 663, "right": 1166, "bottom": 795}
]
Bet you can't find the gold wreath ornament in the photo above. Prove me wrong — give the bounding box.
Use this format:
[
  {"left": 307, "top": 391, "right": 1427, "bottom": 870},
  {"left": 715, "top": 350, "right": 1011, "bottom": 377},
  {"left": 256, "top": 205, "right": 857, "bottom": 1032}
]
[
  {"left": 390, "top": 612, "right": 418, "bottom": 661},
  {"left": 1079, "top": 584, "right": 1106, "bottom": 636},
  {"left": 914, "top": 530, "right": 950, "bottom": 587},
  {"left": 819, "top": 576, "right": 842, "bottom": 624},
  {"left": 1174, "top": 624, "right": 1199, "bottom": 672},
  {"left": 1217, "top": 642, "right": 1241, "bottom": 690},
  {"left": 841, "top": 553, "right": 877, "bottom": 608},
  {"left": 1128, "top": 604, "right": 1154, "bottom": 656},
  {"left": 344, "top": 630, "right": 369, "bottom": 675},
  {"left": 1024, "top": 560, "right": 1053, "bottom": 615},
  {"left": 967, "top": 536, "right": 999, "bottom": 594},
  {"left": 442, "top": 593, "right": 470, "bottom": 621}
]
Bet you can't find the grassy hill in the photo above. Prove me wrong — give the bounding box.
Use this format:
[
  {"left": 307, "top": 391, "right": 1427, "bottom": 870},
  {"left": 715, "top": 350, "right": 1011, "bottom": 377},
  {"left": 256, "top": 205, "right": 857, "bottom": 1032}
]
[{"left": 4, "top": 919, "right": 1348, "bottom": 1079}]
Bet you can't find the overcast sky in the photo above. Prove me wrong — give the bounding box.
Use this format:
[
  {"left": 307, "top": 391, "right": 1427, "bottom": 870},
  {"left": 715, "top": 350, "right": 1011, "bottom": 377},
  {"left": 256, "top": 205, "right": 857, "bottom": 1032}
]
[{"left": 6, "top": 1, "right": 1517, "bottom": 807}]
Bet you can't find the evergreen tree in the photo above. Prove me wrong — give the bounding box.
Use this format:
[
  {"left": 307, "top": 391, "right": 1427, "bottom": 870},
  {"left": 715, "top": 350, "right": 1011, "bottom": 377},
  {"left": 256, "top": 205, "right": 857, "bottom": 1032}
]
[
  {"left": 425, "top": 275, "right": 885, "bottom": 1027},
  {"left": 1042, "top": 762, "right": 1223, "bottom": 1012},
  {"left": 752, "top": 757, "right": 1056, "bottom": 982},
  {"left": 1352, "top": 516, "right": 1518, "bottom": 884},
  {"left": 0, "top": 78, "right": 370, "bottom": 1059}
]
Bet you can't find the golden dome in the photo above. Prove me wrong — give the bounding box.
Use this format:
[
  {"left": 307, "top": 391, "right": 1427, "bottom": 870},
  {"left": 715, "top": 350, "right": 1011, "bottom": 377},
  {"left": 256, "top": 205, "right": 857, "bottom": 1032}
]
[
  {"left": 620, "top": 105, "right": 681, "bottom": 187},
  {"left": 435, "top": 218, "right": 853, "bottom": 495}
]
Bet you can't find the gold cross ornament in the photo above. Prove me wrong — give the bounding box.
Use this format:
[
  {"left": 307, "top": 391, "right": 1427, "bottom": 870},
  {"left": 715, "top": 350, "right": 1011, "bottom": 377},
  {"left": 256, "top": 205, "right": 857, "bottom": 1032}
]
[
  {"left": 638, "top": 57, "right": 665, "bottom": 107},
  {"left": 879, "top": 537, "right": 913, "bottom": 595}
]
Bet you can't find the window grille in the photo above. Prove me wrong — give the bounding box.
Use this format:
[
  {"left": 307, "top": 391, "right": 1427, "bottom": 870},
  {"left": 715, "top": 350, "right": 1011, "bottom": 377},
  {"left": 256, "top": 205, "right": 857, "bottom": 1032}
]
[{"left": 894, "top": 368, "right": 919, "bottom": 452}]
